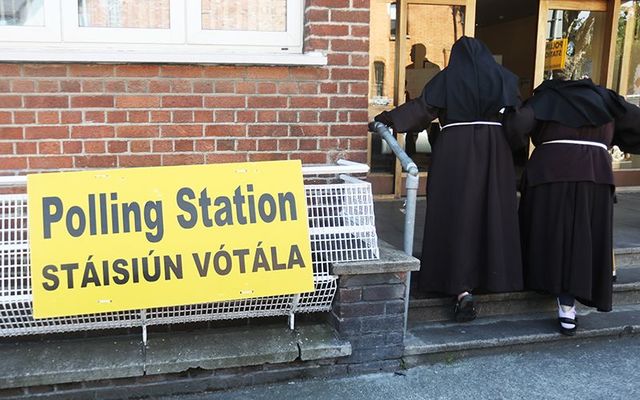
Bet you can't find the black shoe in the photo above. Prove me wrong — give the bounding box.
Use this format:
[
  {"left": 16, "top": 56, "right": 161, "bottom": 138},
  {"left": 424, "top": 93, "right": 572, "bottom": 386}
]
[
  {"left": 558, "top": 317, "right": 577, "bottom": 336},
  {"left": 454, "top": 294, "right": 477, "bottom": 322}
]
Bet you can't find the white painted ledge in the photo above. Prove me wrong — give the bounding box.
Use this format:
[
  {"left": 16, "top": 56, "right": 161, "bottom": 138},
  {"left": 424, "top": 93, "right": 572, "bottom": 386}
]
[{"left": 0, "top": 45, "right": 328, "bottom": 66}]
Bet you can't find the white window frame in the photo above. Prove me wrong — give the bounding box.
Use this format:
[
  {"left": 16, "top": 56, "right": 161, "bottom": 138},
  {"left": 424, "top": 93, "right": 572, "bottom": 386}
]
[
  {"left": 0, "top": 0, "right": 61, "bottom": 42},
  {"left": 61, "top": 0, "right": 185, "bottom": 44},
  {"left": 186, "top": 1, "right": 303, "bottom": 53},
  {"left": 0, "top": 0, "right": 324, "bottom": 65}
]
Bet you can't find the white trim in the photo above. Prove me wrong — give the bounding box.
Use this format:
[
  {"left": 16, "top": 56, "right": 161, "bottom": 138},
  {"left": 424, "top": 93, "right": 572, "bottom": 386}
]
[
  {"left": 186, "top": 0, "right": 303, "bottom": 52},
  {"left": 0, "top": 160, "right": 365, "bottom": 187},
  {"left": 0, "top": 0, "right": 61, "bottom": 42},
  {"left": 302, "top": 160, "right": 369, "bottom": 175},
  {"left": 542, "top": 139, "right": 609, "bottom": 150},
  {"left": 0, "top": 44, "right": 327, "bottom": 65},
  {"left": 0, "top": 176, "right": 27, "bottom": 186},
  {"left": 61, "top": 1, "right": 185, "bottom": 44},
  {"left": 440, "top": 121, "right": 503, "bottom": 130}
]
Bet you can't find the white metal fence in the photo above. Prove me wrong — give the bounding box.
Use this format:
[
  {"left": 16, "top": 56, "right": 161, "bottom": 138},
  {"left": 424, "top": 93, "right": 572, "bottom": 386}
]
[{"left": 0, "top": 161, "right": 379, "bottom": 337}]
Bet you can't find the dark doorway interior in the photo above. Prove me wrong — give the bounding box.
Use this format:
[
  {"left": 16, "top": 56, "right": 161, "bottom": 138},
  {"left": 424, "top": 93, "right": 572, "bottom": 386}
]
[
  {"left": 475, "top": 0, "right": 539, "bottom": 98},
  {"left": 475, "top": 0, "right": 539, "bottom": 181}
]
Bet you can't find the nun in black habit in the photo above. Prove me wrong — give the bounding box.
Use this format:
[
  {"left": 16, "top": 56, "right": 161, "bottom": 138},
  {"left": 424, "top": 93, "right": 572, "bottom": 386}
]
[
  {"left": 375, "top": 36, "right": 530, "bottom": 322},
  {"left": 518, "top": 78, "right": 640, "bottom": 335}
]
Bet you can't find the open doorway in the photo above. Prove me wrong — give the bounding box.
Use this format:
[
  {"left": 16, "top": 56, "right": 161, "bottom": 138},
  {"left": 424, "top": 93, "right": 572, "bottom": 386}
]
[
  {"left": 367, "top": 0, "right": 475, "bottom": 197},
  {"left": 475, "top": 0, "right": 538, "bottom": 98},
  {"left": 475, "top": 0, "right": 539, "bottom": 178}
]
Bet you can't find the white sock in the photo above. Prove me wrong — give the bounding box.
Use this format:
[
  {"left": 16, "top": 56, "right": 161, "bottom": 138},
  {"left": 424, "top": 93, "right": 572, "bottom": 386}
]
[
  {"left": 557, "top": 299, "right": 576, "bottom": 329},
  {"left": 457, "top": 291, "right": 470, "bottom": 301}
]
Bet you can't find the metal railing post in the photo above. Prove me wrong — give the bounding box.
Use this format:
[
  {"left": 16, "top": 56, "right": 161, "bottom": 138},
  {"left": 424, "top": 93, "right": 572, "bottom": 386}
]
[{"left": 368, "top": 121, "right": 420, "bottom": 337}]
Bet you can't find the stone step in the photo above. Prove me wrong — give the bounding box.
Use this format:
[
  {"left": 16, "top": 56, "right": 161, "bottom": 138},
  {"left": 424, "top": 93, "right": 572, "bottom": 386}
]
[
  {"left": 616, "top": 247, "right": 640, "bottom": 268},
  {"left": 0, "top": 323, "right": 350, "bottom": 390},
  {"left": 403, "top": 303, "right": 640, "bottom": 367},
  {"left": 409, "top": 264, "right": 640, "bottom": 324}
]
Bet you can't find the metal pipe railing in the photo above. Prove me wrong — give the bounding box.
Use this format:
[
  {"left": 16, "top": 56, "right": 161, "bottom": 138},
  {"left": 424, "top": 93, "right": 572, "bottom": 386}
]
[{"left": 368, "top": 121, "right": 420, "bottom": 337}]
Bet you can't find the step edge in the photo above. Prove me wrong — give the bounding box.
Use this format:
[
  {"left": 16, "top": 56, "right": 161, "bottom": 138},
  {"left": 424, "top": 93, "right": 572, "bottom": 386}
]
[
  {"left": 615, "top": 247, "right": 640, "bottom": 255},
  {"left": 409, "top": 282, "right": 640, "bottom": 308},
  {"left": 403, "top": 324, "right": 639, "bottom": 356}
]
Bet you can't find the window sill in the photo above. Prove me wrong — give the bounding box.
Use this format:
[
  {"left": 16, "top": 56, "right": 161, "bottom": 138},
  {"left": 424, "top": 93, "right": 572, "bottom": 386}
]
[{"left": 0, "top": 45, "right": 328, "bottom": 66}]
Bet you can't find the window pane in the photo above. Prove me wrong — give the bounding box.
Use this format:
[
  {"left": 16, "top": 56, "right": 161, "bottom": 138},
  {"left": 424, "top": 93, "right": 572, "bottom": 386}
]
[
  {"left": 201, "top": 0, "right": 287, "bottom": 32},
  {"left": 613, "top": 0, "right": 640, "bottom": 170},
  {"left": 368, "top": 3, "right": 466, "bottom": 179},
  {"left": 543, "top": 9, "right": 607, "bottom": 83},
  {"left": 78, "top": 0, "right": 170, "bottom": 29},
  {"left": 615, "top": 1, "right": 640, "bottom": 102},
  {"left": 0, "top": 0, "right": 44, "bottom": 26},
  {"left": 403, "top": 4, "right": 465, "bottom": 173}
]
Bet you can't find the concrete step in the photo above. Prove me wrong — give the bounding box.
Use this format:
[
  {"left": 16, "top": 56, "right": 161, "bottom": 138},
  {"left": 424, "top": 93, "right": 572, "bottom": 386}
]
[
  {"left": 616, "top": 247, "right": 640, "bottom": 268},
  {"left": 403, "top": 303, "right": 640, "bottom": 367},
  {"left": 409, "top": 264, "right": 640, "bottom": 324},
  {"left": 0, "top": 323, "right": 350, "bottom": 390}
]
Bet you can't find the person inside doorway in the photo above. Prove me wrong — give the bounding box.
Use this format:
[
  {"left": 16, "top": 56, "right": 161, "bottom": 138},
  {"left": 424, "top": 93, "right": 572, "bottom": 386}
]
[
  {"left": 405, "top": 43, "right": 441, "bottom": 99},
  {"left": 517, "top": 78, "right": 640, "bottom": 336},
  {"left": 374, "top": 36, "right": 531, "bottom": 322},
  {"left": 404, "top": 43, "right": 441, "bottom": 155}
]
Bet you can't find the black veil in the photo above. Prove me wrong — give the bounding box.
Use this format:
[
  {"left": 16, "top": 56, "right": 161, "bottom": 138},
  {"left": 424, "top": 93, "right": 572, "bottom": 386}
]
[
  {"left": 525, "top": 78, "right": 627, "bottom": 128},
  {"left": 421, "top": 36, "right": 521, "bottom": 122}
]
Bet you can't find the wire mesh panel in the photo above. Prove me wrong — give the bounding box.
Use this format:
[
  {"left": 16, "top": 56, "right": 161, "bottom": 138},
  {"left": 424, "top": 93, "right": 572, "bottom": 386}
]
[
  {"left": 0, "top": 195, "right": 30, "bottom": 316},
  {"left": 0, "top": 171, "right": 378, "bottom": 337},
  {"left": 294, "top": 276, "right": 338, "bottom": 313},
  {"left": 0, "top": 301, "right": 143, "bottom": 336},
  {"left": 306, "top": 182, "right": 379, "bottom": 276},
  {"left": 144, "top": 294, "right": 295, "bottom": 326},
  {"left": 0, "top": 193, "right": 139, "bottom": 336}
]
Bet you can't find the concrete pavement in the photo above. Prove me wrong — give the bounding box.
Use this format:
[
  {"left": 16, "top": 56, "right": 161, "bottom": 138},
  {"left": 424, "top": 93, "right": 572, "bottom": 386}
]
[
  {"left": 152, "top": 192, "right": 640, "bottom": 400},
  {"left": 156, "top": 335, "right": 640, "bottom": 400},
  {"left": 156, "top": 336, "right": 640, "bottom": 400}
]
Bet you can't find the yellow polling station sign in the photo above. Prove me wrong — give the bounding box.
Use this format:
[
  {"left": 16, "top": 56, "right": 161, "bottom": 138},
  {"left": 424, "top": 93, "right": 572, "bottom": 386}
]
[
  {"left": 545, "top": 38, "right": 568, "bottom": 71},
  {"left": 27, "top": 160, "right": 314, "bottom": 318}
]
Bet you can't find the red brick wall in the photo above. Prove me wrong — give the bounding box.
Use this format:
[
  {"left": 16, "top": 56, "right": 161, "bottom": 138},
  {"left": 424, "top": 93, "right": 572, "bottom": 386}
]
[{"left": 0, "top": 0, "right": 370, "bottom": 174}]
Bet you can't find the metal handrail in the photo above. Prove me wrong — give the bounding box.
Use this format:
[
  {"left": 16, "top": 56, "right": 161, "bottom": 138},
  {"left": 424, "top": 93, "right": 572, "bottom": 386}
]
[
  {"left": 368, "top": 121, "right": 420, "bottom": 337},
  {"left": 368, "top": 121, "right": 419, "bottom": 256},
  {"left": 369, "top": 122, "right": 419, "bottom": 178}
]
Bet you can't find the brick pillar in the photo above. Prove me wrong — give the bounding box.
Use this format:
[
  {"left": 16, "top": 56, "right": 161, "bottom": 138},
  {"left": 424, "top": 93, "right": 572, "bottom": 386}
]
[{"left": 329, "top": 240, "right": 420, "bottom": 373}]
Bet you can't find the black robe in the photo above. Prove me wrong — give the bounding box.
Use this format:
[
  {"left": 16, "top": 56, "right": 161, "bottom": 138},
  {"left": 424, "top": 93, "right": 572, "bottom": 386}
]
[
  {"left": 379, "top": 37, "right": 529, "bottom": 296},
  {"left": 519, "top": 78, "right": 640, "bottom": 311}
]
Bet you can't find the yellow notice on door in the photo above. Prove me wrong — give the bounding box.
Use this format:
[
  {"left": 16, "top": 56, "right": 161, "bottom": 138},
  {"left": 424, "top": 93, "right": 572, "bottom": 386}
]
[
  {"left": 27, "top": 160, "right": 314, "bottom": 318},
  {"left": 545, "top": 38, "right": 568, "bottom": 71}
]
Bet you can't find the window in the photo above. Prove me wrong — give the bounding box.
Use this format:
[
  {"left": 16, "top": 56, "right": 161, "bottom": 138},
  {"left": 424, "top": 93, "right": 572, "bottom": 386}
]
[
  {"left": 546, "top": 10, "right": 564, "bottom": 40},
  {"left": 0, "top": 0, "right": 60, "bottom": 41},
  {"left": 63, "top": 0, "right": 184, "bottom": 44},
  {"left": 373, "top": 61, "right": 385, "bottom": 97},
  {"left": 1, "top": 0, "right": 45, "bottom": 25},
  {"left": 0, "top": 0, "right": 319, "bottom": 64},
  {"left": 188, "top": 1, "right": 302, "bottom": 52},
  {"left": 389, "top": 2, "right": 396, "bottom": 39},
  {"left": 612, "top": 0, "right": 640, "bottom": 170}
]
